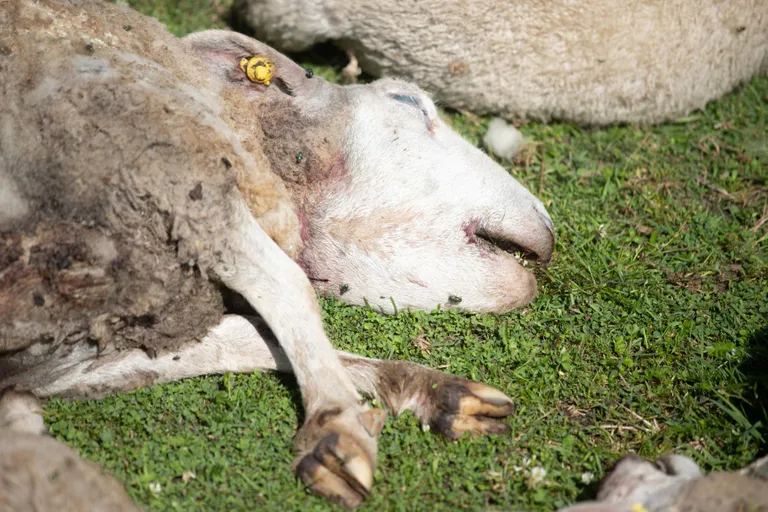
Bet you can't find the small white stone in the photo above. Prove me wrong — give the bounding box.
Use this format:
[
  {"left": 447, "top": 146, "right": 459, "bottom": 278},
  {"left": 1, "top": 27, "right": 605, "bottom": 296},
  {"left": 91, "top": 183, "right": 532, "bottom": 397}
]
[
  {"left": 483, "top": 118, "right": 528, "bottom": 160},
  {"left": 527, "top": 466, "right": 547, "bottom": 487}
]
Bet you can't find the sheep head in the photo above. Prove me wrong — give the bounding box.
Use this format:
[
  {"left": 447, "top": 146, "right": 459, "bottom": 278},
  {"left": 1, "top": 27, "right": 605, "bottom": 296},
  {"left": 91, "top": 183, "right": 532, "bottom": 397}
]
[{"left": 186, "top": 30, "right": 554, "bottom": 314}]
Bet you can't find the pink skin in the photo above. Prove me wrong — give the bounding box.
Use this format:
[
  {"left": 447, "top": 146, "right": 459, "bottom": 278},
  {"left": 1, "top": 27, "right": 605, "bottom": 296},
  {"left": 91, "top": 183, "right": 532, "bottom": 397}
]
[{"left": 287, "top": 78, "right": 554, "bottom": 314}]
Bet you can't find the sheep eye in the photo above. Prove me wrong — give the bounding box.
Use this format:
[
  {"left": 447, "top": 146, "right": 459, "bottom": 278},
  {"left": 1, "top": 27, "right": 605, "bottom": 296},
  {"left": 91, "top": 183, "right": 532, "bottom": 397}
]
[
  {"left": 391, "top": 94, "right": 421, "bottom": 107},
  {"left": 390, "top": 93, "right": 430, "bottom": 128}
]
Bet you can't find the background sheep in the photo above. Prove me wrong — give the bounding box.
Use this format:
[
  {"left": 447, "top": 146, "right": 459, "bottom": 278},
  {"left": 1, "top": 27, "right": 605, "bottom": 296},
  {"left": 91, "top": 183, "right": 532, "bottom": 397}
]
[
  {"left": 0, "top": 388, "right": 140, "bottom": 512},
  {"left": 236, "top": 0, "right": 768, "bottom": 125},
  {"left": 557, "top": 453, "right": 768, "bottom": 512}
]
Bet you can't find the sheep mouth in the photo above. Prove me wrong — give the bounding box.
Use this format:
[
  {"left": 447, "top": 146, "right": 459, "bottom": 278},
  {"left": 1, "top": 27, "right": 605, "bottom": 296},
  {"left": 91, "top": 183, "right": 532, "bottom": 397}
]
[
  {"left": 475, "top": 230, "right": 542, "bottom": 265},
  {"left": 463, "top": 216, "right": 554, "bottom": 266}
]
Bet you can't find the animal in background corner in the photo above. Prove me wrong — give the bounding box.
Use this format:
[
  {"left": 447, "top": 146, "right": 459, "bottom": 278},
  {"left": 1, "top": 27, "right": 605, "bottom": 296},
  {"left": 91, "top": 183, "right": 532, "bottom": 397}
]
[
  {"left": 0, "top": 388, "right": 141, "bottom": 512},
  {"left": 236, "top": 0, "right": 768, "bottom": 125},
  {"left": 0, "top": 0, "right": 554, "bottom": 508},
  {"left": 557, "top": 453, "right": 768, "bottom": 512}
]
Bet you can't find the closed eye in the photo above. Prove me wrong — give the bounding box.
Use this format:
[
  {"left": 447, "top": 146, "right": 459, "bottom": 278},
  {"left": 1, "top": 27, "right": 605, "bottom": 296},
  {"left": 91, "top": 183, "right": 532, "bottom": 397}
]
[
  {"left": 391, "top": 94, "right": 421, "bottom": 107},
  {"left": 389, "top": 93, "right": 431, "bottom": 130}
]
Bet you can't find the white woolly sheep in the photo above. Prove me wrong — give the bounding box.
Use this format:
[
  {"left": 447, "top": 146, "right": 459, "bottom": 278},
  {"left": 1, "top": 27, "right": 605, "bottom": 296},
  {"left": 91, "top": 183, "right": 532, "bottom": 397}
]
[{"left": 236, "top": 0, "right": 768, "bottom": 125}]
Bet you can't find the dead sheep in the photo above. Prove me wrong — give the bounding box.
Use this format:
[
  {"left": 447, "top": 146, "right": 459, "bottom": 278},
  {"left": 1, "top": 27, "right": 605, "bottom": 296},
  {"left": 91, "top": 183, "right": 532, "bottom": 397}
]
[
  {"left": 0, "top": 0, "right": 555, "bottom": 508},
  {"left": 236, "top": 0, "right": 768, "bottom": 125},
  {"left": 0, "top": 388, "right": 141, "bottom": 512},
  {"left": 557, "top": 453, "right": 768, "bottom": 512}
]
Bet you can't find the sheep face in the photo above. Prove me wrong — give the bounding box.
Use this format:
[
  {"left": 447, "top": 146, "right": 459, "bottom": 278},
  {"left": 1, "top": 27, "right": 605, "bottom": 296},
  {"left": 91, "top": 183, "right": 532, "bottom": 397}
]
[
  {"left": 186, "top": 31, "right": 554, "bottom": 314},
  {"left": 295, "top": 79, "right": 554, "bottom": 314}
]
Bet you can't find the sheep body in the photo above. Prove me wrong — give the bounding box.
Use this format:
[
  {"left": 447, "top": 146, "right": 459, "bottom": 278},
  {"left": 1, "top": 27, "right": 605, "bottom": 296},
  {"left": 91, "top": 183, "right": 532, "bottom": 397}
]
[
  {"left": 558, "top": 454, "right": 768, "bottom": 512},
  {"left": 0, "top": 0, "right": 298, "bottom": 367},
  {"left": 237, "top": 0, "right": 768, "bottom": 125},
  {"left": 0, "top": 389, "right": 140, "bottom": 511},
  {"left": 0, "top": 432, "right": 141, "bottom": 512}
]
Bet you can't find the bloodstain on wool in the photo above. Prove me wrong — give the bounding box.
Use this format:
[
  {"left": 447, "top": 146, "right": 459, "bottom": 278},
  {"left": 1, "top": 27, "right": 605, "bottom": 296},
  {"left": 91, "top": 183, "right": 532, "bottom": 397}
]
[
  {"left": 296, "top": 209, "right": 311, "bottom": 245},
  {"left": 463, "top": 219, "right": 480, "bottom": 244},
  {"left": 324, "top": 154, "right": 347, "bottom": 182}
]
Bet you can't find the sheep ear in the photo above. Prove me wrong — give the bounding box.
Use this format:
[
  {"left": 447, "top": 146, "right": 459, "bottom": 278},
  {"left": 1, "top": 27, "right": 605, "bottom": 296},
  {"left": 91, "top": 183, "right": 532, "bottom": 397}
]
[{"left": 183, "top": 30, "right": 313, "bottom": 97}]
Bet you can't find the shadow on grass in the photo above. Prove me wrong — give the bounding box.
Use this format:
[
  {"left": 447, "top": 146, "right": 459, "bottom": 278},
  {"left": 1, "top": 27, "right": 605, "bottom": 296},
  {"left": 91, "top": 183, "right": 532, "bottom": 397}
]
[
  {"left": 223, "top": 4, "right": 248, "bottom": 35},
  {"left": 220, "top": 287, "right": 307, "bottom": 424},
  {"left": 574, "top": 479, "right": 601, "bottom": 503},
  {"left": 741, "top": 325, "right": 768, "bottom": 449},
  {"left": 738, "top": 325, "right": 768, "bottom": 456},
  {"left": 244, "top": 317, "right": 306, "bottom": 426},
  {"left": 225, "top": 4, "right": 378, "bottom": 82},
  {"left": 224, "top": 5, "right": 344, "bottom": 65},
  {"left": 272, "top": 372, "right": 305, "bottom": 426}
]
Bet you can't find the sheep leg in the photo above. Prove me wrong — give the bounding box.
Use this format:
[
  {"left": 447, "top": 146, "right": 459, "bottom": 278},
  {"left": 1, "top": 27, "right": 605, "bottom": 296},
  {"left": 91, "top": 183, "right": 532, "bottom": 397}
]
[
  {"left": 339, "top": 353, "right": 515, "bottom": 439},
  {"left": 12, "top": 315, "right": 290, "bottom": 400},
  {"left": 212, "top": 199, "right": 382, "bottom": 510},
  {"left": 20, "top": 314, "right": 515, "bottom": 438}
]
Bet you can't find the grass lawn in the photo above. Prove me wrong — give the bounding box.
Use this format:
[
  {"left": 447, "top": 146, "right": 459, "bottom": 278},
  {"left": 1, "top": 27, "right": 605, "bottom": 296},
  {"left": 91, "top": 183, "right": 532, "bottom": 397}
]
[{"left": 44, "top": 1, "right": 768, "bottom": 510}]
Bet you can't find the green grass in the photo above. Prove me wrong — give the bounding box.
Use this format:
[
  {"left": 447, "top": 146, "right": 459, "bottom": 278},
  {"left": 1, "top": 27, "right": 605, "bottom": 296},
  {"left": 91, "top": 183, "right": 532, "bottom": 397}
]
[{"left": 46, "top": 1, "right": 767, "bottom": 510}]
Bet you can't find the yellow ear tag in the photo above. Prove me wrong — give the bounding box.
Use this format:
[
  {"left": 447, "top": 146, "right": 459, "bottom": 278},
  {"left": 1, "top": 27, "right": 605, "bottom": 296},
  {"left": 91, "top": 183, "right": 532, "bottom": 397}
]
[
  {"left": 239, "top": 56, "right": 275, "bottom": 86},
  {"left": 631, "top": 504, "right": 649, "bottom": 512}
]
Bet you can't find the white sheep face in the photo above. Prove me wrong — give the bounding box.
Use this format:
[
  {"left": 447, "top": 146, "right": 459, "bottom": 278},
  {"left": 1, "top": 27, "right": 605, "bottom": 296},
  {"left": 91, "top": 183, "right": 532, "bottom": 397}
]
[
  {"left": 297, "top": 78, "right": 554, "bottom": 314},
  {"left": 186, "top": 31, "right": 553, "bottom": 314}
]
